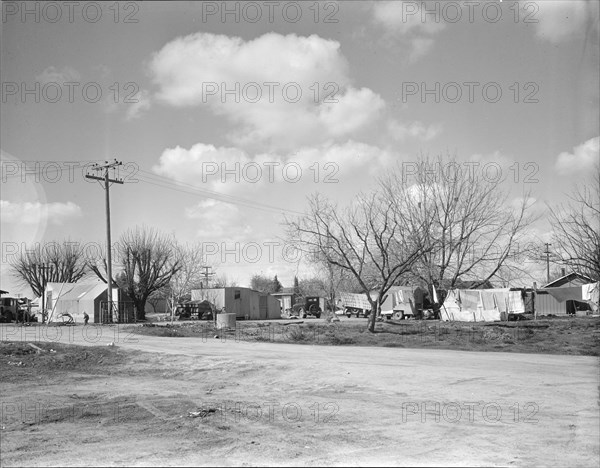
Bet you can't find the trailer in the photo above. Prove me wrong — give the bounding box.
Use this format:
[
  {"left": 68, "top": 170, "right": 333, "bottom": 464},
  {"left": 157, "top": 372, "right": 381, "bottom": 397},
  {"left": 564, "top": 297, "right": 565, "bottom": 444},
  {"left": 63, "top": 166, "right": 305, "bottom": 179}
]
[
  {"left": 339, "top": 292, "right": 372, "bottom": 318},
  {"left": 339, "top": 288, "right": 418, "bottom": 319}
]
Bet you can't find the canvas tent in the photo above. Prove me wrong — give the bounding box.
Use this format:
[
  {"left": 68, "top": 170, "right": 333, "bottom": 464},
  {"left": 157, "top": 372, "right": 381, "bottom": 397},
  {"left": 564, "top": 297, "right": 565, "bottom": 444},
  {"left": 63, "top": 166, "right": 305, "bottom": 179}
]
[
  {"left": 376, "top": 286, "right": 417, "bottom": 318},
  {"left": 45, "top": 280, "right": 133, "bottom": 323},
  {"left": 191, "top": 287, "right": 281, "bottom": 320}
]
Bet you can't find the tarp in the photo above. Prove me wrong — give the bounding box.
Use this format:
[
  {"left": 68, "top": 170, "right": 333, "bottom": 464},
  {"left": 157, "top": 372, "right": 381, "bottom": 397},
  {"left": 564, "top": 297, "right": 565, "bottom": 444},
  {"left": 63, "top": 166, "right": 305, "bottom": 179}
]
[
  {"left": 542, "top": 286, "right": 583, "bottom": 302},
  {"left": 440, "top": 288, "right": 525, "bottom": 322},
  {"left": 582, "top": 282, "right": 599, "bottom": 302},
  {"left": 340, "top": 292, "right": 371, "bottom": 310},
  {"left": 582, "top": 282, "right": 599, "bottom": 313}
]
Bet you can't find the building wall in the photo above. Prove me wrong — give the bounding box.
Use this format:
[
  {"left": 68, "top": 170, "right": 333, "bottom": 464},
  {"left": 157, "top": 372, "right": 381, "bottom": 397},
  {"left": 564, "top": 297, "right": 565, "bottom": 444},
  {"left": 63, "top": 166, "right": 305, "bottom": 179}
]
[
  {"left": 191, "top": 287, "right": 281, "bottom": 320},
  {"left": 536, "top": 292, "right": 567, "bottom": 316},
  {"left": 266, "top": 295, "right": 282, "bottom": 319},
  {"left": 274, "top": 294, "right": 293, "bottom": 311}
]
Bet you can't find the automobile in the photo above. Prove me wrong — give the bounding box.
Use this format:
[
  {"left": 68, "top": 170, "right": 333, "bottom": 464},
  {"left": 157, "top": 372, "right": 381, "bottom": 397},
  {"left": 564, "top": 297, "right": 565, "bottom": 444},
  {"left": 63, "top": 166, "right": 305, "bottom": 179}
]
[
  {"left": 290, "top": 296, "right": 323, "bottom": 319},
  {"left": 175, "top": 300, "right": 214, "bottom": 320}
]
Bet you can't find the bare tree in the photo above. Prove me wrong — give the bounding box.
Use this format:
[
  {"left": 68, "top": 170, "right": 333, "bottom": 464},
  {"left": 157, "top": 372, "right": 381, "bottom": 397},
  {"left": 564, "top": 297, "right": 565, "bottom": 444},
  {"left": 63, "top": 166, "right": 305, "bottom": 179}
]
[
  {"left": 250, "top": 274, "right": 280, "bottom": 293},
  {"left": 549, "top": 168, "right": 600, "bottom": 281},
  {"left": 287, "top": 189, "right": 431, "bottom": 333},
  {"left": 168, "top": 242, "right": 209, "bottom": 303},
  {"left": 10, "top": 241, "right": 88, "bottom": 297},
  {"left": 382, "top": 154, "right": 538, "bottom": 292},
  {"left": 147, "top": 242, "right": 209, "bottom": 314},
  {"left": 212, "top": 273, "right": 238, "bottom": 288},
  {"left": 90, "top": 227, "right": 182, "bottom": 320}
]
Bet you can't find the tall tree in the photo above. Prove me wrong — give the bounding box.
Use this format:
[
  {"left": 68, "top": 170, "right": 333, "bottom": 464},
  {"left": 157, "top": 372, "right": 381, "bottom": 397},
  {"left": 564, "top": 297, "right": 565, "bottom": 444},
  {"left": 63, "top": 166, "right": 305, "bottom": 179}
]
[
  {"left": 89, "top": 227, "right": 182, "bottom": 320},
  {"left": 549, "top": 168, "right": 600, "bottom": 281},
  {"left": 212, "top": 273, "right": 238, "bottom": 288},
  {"left": 272, "top": 275, "right": 283, "bottom": 293},
  {"left": 287, "top": 188, "right": 432, "bottom": 333},
  {"left": 148, "top": 242, "right": 210, "bottom": 313},
  {"left": 293, "top": 276, "right": 301, "bottom": 295},
  {"left": 381, "top": 154, "right": 538, "bottom": 292},
  {"left": 10, "top": 241, "right": 88, "bottom": 297},
  {"left": 250, "top": 274, "right": 275, "bottom": 293}
]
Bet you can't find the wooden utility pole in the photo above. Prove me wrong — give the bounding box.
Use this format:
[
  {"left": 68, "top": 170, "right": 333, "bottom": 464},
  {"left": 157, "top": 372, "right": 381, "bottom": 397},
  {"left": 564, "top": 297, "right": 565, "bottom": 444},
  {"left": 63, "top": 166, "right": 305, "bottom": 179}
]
[
  {"left": 543, "top": 243, "right": 552, "bottom": 284},
  {"left": 200, "top": 266, "right": 215, "bottom": 288},
  {"left": 85, "top": 160, "right": 123, "bottom": 323},
  {"left": 533, "top": 281, "right": 537, "bottom": 321}
]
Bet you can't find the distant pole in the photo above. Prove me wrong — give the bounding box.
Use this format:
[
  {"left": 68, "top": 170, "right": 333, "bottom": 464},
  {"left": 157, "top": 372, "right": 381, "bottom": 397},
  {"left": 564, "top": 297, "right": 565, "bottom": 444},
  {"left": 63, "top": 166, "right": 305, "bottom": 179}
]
[
  {"left": 533, "top": 281, "right": 537, "bottom": 321},
  {"left": 544, "top": 243, "right": 552, "bottom": 284},
  {"left": 85, "top": 160, "right": 123, "bottom": 323},
  {"left": 16, "top": 293, "right": 22, "bottom": 324},
  {"left": 200, "top": 266, "right": 215, "bottom": 288}
]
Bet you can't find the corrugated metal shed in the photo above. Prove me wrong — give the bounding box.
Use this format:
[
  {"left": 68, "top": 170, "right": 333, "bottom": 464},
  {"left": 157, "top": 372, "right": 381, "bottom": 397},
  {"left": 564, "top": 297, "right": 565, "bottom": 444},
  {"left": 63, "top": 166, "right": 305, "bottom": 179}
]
[{"left": 191, "top": 287, "right": 281, "bottom": 320}]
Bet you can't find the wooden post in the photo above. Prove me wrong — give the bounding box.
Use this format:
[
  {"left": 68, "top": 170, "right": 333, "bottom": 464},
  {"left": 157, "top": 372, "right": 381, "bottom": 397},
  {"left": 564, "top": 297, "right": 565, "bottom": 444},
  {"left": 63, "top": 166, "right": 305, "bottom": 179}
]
[{"left": 533, "top": 282, "right": 537, "bottom": 320}]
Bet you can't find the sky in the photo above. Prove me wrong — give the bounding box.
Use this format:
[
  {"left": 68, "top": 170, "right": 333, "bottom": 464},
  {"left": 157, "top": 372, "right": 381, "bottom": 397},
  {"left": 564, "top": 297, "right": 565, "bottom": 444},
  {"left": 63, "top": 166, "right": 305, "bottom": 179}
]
[{"left": 1, "top": 0, "right": 599, "bottom": 296}]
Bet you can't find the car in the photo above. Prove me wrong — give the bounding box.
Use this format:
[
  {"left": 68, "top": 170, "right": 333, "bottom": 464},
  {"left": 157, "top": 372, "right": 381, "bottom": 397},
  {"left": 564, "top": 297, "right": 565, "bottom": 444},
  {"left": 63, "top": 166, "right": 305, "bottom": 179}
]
[{"left": 290, "top": 296, "right": 323, "bottom": 319}]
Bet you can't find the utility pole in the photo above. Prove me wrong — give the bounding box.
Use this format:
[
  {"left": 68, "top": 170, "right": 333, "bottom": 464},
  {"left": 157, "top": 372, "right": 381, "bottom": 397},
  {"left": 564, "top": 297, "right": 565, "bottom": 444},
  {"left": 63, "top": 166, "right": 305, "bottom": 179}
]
[
  {"left": 543, "top": 243, "right": 552, "bottom": 284},
  {"left": 85, "top": 160, "right": 123, "bottom": 323},
  {"left": 200, "top": 266, "right": 215, "bottom": 288}
]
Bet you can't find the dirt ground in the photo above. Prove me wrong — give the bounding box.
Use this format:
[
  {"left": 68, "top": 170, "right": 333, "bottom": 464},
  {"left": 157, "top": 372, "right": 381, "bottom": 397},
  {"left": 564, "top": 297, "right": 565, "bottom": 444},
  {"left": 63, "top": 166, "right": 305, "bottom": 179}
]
[
  {"left": 131, "top": 315, "right": 600, "bottom": 356},
  {"left": 1, "top": 322, "right": 599, "bottom": 467}
]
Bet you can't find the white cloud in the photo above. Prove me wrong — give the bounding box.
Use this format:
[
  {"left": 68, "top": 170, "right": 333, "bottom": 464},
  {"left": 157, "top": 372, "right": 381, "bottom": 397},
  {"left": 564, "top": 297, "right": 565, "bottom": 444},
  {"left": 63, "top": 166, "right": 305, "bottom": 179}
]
[
  {"left": 533, "top": 1, "right": 598, "bottom": 43},
  {"left": 185, "top": 200, "right": 253, "bottom": 241},
  {"left": 371, "top": 1, "right": 446, "bottom": 60},
  {"left": 153, "top": 143, "right": 251, "bottom": 192},
  {"left": 387, "top": 119, "right": 442, "bottom": 141},
  {"left": 149, "top": 32, "right": 384, "bottom": 151},
  {"left": 318, "top": 88, "right": 385, "bottom": 137},
  {"left": 153, "top": 140, "right": 393, "bottom": 193},
  {"left": 0, "top": 200, "right": 82, "bottom": 225},
  {"left": 555, "top": 137, "right": 600, "bottom": 175},
  {"left": 35, "top": 66, "right": 81, "bottom": 84},
  {"left": 372, "top": 1, "right": 445, "bottom": 36},
  {"left": 125, "top": 89, "right": 152, "bottom": 120}
]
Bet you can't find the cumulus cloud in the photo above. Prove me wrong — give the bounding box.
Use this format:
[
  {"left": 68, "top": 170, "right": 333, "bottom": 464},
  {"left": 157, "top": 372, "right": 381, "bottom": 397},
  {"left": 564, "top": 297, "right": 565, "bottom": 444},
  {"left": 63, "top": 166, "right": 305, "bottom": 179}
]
[
  {"left": 185, "top": 199, "right": 253, "bottom": 241},
  {"left": 371, "top": 1, "right": 446, "bottom": 60},
  {"left": 555, "top": 136, "right": 600, "bottom": 175},
  {"left": 125, "top": 89, "right": 152, "bottom": 120},
  {"left": 0, "top": 200, "right": 82, "bottom": 225},
  {"left": 149, "top": 32, "right": 384, "bottom": 150},
  {"left": 387, "top": 119, "right": 442, "bottom": 141},
  {"left": 533, "top": 1, "right": 598, "bottom": 43},
  {"left": 152, "top": 140, "right": 393, "bottom": 193},
  {"left": 372, "top": 1, "right": 445, "bottom": 36}
]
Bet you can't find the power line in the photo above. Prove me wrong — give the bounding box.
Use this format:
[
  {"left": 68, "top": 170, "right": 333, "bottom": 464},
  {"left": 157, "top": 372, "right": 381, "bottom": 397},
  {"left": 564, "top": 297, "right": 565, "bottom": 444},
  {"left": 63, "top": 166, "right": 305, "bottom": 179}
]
[
  {"left": 134, "top": 169, "right": 304, "bottom": 216},
  {"left": 1, "top": 159, "right": 304, "bottom": 216}
]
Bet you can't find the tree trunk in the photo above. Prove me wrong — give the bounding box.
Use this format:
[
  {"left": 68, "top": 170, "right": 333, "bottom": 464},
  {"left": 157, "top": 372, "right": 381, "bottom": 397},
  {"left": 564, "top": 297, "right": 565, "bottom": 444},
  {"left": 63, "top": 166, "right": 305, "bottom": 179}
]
[
  {"left": 135, "top": 298, "right": 147, "bottom": 321},
  {"left": 368, "top": 303, "right": 377, "bottom": 333}
]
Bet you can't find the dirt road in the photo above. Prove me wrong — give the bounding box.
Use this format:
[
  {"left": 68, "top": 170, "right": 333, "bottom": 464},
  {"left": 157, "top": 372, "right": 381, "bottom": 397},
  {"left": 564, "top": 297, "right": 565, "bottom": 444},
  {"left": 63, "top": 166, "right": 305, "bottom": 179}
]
[{"left": 1, "top": 325, "right": 598, "bottom": 466}]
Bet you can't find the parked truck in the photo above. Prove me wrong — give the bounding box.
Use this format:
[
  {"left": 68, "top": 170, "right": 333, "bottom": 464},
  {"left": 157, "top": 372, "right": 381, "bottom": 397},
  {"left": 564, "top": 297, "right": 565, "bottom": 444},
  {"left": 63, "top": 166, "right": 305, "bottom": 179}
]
[
  {"left": 0, "top": 297, "right": 37, "bottom": 323},
  {"left": 0, "top": 297, "right": 20, "bottom": 322}
]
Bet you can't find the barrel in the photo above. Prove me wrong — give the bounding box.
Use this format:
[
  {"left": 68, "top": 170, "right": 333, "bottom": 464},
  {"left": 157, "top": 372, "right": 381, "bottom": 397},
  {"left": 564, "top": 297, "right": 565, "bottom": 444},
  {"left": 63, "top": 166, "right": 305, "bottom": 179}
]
[{"left": 216, "top": 313, "right": 236, "bottom": 329}]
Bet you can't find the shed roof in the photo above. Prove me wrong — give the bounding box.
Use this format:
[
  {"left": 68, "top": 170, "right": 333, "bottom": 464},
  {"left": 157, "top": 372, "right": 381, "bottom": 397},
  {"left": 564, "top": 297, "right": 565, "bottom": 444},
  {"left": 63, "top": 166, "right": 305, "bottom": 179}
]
[{"left": 542, "top": 272, "right": 593, "bottom": 288}]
